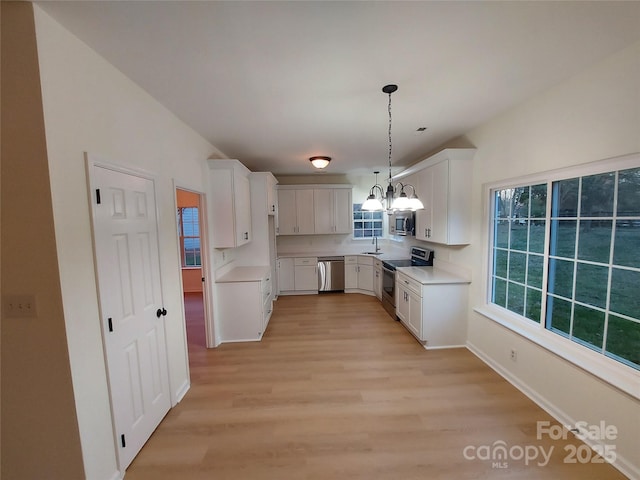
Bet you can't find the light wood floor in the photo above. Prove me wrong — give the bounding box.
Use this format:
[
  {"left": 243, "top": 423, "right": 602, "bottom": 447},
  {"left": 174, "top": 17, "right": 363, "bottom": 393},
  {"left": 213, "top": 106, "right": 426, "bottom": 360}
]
[{"left": 125, "top": 294, "right": 625, "bottom": 479}]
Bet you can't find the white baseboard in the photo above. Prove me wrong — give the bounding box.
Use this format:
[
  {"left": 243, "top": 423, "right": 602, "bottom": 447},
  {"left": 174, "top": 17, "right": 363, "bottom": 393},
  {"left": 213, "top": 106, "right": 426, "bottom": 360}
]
[{"left": 466, "top": 341, "right": 638, "bottom": 480}]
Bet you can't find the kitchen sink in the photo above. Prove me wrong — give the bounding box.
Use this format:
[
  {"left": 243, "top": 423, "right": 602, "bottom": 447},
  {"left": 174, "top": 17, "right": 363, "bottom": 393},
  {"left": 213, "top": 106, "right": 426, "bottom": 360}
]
[{"left": 361, "top": 251, "right": 383, "bottom": 255}]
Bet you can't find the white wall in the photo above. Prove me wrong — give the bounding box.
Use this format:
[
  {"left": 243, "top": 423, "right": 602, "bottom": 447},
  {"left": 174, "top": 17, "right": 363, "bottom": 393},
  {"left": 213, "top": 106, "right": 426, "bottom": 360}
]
[
  {"left": 458, "top": 41, "right": 640, "bottom": 477},
  {"left": 33, "top": 6, "right": 222, "bottom": 479}
]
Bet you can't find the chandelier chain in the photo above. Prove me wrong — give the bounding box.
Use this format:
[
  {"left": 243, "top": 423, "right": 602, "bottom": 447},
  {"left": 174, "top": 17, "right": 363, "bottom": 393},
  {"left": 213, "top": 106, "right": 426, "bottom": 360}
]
[{"left": 387, "top": 91, "right": 393, "bottom": 182}]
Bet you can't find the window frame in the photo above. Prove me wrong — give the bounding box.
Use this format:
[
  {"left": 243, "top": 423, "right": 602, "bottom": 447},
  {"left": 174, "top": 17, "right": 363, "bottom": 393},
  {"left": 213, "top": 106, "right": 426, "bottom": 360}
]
[
  {"left": 177, "top": 206, "right": 201, "bottom": 268},
  {"left": 475, "top": 153, "right": 640, "bottom": 400},
  {"left": 352, "top": 203, "right": 384, "bottom": 239}
]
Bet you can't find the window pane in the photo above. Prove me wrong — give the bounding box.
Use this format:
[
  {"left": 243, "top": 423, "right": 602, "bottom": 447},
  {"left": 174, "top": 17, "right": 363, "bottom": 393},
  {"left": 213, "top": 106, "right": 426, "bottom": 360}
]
[
  {"left": 373, "top": 211, "right": 384, "bottom": 220},
  {"left": 508, "top": 251, "right": 526, "bottom": 283},
  {"left": 548, "top": 258, "right": 574, "bottom": 299},
  {"left": 364, "top": 221, "right": 373, "bottom": 229},
  {"left": 525, "top": 288, "right": 542, "bottom": 322},
  {"left": 507, "top": 282, "right": 525, "bottom": 316},
  {"left": 575, "top": 263, "right": 608, "bottom": 309},
  {"left": 530, "top": 184, "right": 547, "bottom": 218},
  {"left": 605, "top": 315, "right": 640, "bottom": 368},
  {"left": 493, "top": 278, "right": 507, "bottom": 307},
  {"left": 610, "top": 268, "right": 640, "bottom": 319},
  {"left": 528, "top": 220, "right": 546, "bottom": 253},
  {"left": 617, "top": 167, "right": 640, "bottom": 216},
  {"left": 614, "top": 222, "right": 640, "bottom": 268},
  {"left": 578, "top": 220, "right": 611, "bottom": 263},
  {"left": 494, "top": 249, "right": 508, "bottom": 278},
  {"left": 495, "top": 220, "right": 509, "bottom": 248},
  {"left": 495, "top": 189, "right": 512, "bottom": 219},
  {"left": 546, "top": 296, "right": 571, "bottom": 335},
  {"left": 354, "top": 230, "right": 364, "bottom": 238},
  {"left": 353, "top": 212, "right": 363, "bottom": 220},
  {"left": 550, "top": 220, "right": 576, "bottom": 258},
  {"left": 354, "top": 221, "right": 363, "bottom": 229},
  {"left": 572, "top": 304, "right": 605, "bottom": 350},
  {"left": 509, "top": 222, "right": 528, "bottom": 251},
  {"left": 527, "top": 254, "right": 544, "bottom": 289},
  {"left": 581, "top": 172, "right": 615, "bottom": 217},
  {"left": 373, "top": 229, "right": 383, "bottom": 237},
  {"left": 513, "top": 187, "right": 529, "bottom": 218},
  {"left": 552, "top": 178, "right": 579, "bottom": 217}
]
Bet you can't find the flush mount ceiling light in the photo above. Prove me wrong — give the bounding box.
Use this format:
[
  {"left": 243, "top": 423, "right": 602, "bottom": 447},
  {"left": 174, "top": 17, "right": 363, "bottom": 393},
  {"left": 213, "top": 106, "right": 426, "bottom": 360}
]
[
  {"left": 309, "top": 156, "right": 331, "bottom": 169},
  {"left": 362, "top": 84, "right": 424, "bottom": 213}
]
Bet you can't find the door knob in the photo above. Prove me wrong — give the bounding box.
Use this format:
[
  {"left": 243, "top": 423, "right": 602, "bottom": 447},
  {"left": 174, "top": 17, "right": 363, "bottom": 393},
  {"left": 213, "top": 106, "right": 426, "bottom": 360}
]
[{"left": 156, "top": 308, "right": 167, "bottom": 318}]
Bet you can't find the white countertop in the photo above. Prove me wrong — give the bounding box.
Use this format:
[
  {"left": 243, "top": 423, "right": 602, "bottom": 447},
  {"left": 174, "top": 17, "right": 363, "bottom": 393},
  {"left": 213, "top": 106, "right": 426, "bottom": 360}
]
[
  {"left": 277, "top": 251, "right": 408, "bottom": 262},
  {"left": 396, "top": 266, "right": 470, "bottom": 285},
  {"left": 216, "top": 266, "right": 270, "bottom": 283}
]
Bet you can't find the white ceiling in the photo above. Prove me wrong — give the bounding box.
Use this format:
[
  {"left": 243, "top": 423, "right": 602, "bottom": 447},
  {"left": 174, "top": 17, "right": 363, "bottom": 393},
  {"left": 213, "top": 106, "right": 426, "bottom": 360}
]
[{"left": 37, "top": 1, "right": 640, "bottom": 176}]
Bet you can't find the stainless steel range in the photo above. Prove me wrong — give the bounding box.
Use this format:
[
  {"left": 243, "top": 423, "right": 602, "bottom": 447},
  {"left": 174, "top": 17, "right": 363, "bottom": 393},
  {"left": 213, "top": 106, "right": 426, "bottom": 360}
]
[{"left": 381, "top": 247, "right": 434, "bottom": 318}]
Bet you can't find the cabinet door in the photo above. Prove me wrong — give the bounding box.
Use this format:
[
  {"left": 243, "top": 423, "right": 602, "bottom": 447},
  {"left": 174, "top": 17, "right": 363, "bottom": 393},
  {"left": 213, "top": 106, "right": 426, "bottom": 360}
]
[
  {"left": 313, "top": 189, "right": 334, "bottom": 233},
  {"left": 415, "top": 166, "right": 433, "bottom": 242},
  {"left": 374, "top": 267, "right": 382, "bottom": 300},
  {"left": 430, "top": 160, "right": 449, "bottom": 244},
  {"left": 357, "top": 264, "right": 374, "bottom": 292},
  {"left": 345, "top": 264, "right": 358, "bottom": 289},
  {"left": 396, "top": 285, "right": 410, "bottom": 323},
  {"left": 333, "top": 188, "right": 353, "bottom": 234},
  {"left": 294, "top": 264, "right": 317, "bottom": 291},
  {"left": 234, "top": 173, "right": 252, "bottom": 246},
  {"left": 278, "top": 258, "right": 295, "bottom": 292},
  {"left": 407, "top": 291, "right": 422, "bottom": 339},
  {"left": 277, "top": 190, "right": 297, "bottom": 235},
  {"left": 296, "top": 189, "right": 315, "bottom": 234},
  {"left": 266, "top": 175, "right": 277, "bottom": 216}
]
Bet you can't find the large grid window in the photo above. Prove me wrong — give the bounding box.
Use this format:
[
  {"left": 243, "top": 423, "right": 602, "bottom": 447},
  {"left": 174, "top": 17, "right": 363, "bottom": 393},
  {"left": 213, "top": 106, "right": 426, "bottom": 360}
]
[
  {"left": 353, "top": 203, "right": 383, "bottom": 238},
  {"left": 177, "top": 207, "right": 201, "bottom": 267},
  {"left": 490, "top": 166, "right": 640, "bottom": 371}
]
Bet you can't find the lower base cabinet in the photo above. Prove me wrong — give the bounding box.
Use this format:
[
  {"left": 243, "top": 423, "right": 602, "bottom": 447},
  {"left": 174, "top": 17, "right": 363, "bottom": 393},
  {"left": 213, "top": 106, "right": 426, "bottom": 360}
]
[
  {"left": 396, "top": 270, "right": 468, "bottom": 348},
  {"left": 278, "top": 257, "right": 318, "bottom": 294},
  {"left": 216, "top": 267, "right": 272, "bottom": 342}
]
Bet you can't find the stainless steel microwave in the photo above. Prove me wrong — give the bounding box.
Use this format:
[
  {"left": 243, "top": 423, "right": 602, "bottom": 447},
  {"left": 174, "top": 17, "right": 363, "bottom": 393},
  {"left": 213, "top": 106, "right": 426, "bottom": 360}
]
[{"left": 389, "top": 211, "right": 415, "bottom": 236}]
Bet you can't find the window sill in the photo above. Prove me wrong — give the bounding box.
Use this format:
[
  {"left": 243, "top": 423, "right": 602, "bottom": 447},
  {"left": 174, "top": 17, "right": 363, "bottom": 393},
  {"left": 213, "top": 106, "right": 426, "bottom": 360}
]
[{"left": 474, "top": 304, "right": 640, "bottom": 400}]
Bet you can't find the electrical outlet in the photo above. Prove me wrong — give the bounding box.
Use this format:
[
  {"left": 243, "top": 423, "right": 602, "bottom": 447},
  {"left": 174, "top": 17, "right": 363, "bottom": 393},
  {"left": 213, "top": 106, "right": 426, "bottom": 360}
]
[
  {"left": 3, "top": 294, "right": 38, "bottom": 318},
  {"left": 510, "top": 349, "right": 517, "bottom": 362}
]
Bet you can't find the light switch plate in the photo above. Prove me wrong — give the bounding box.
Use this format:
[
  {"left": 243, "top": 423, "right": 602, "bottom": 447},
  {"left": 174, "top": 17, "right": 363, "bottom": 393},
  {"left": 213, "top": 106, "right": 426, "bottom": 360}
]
[{"left": 2, "top": 294, "right": 38, "bottom": 318}]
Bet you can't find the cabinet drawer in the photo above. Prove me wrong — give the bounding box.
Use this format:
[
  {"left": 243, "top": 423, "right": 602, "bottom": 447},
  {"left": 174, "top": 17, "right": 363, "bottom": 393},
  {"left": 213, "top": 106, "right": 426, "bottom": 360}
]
[
  {"left": 397, "top": 272, "right": 421, "bottom": 296},
  {"left": 294, "top": 257, "right": 317, "bottom": 266},
  {"left": 374, "top": 259, "right": 383, "bottom": 269},
  {"left": 344, "top": 255, "right": 358, "bottom": 264}
]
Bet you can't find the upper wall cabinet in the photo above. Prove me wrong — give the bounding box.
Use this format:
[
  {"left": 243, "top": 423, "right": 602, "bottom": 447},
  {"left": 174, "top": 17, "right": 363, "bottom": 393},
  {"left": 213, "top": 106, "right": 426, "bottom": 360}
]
[
  {"left": 313, "top": 188, "right": 353, "bottom": 234},
  {"left": 277, "top": 188, "right": 315, "bottom": 235},
  {"left": 411, "top": 149, "right": 475, "bottom": 245},
  {"left": 208, "top": 159, "right": 252, "bottom": 248},
  {"left": 277, "top": 185, "right": 353, "bottom": 235}
]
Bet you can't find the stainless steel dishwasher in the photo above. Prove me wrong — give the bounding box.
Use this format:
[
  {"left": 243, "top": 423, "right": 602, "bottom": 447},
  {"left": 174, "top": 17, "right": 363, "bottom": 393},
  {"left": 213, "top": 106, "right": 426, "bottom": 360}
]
[{"left": 317, "top": 256, "right": 345, "bottom": 292}]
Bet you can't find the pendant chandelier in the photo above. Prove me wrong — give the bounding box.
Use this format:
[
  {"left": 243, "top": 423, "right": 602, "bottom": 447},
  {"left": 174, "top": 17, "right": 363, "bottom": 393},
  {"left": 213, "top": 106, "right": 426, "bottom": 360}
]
[{"left": 362, "top": 84, "right": 424, "bottom": 213}]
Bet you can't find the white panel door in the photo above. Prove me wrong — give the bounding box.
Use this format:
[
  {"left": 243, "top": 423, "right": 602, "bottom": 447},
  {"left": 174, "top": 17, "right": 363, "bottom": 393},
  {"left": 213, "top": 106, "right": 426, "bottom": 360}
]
[{"left": 91, "top": 165, "right": 171, "bottom": 470}]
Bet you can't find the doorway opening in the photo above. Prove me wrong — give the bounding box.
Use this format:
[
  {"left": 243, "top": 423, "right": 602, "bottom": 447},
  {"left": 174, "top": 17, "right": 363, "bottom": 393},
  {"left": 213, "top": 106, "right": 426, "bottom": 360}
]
[{"left": 176, "top": 188, "right": 210, "bottom": 354}]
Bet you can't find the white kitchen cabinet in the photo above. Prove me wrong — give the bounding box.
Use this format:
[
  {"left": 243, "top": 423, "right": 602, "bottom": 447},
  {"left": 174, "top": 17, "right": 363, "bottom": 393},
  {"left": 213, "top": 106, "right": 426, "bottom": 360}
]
[
  {"left": 294, "top": 257, "right": 318, "bottom": 292},
  {"left": 208, "top": 159, "right": 252, "bottom": 248},
  {"left": 344, "top": 256, "right": 358, "bottom": 289},
  {"left": 396, "top": 271, "right": 422, "bottom": 338},
  {"left": 277, "top": 185, "right": 352, "bottom": 235},
  {"left": 313, "top": 188, "right": 352, "bottom": 234},
  {"left": 373, "top": 259, "right": 383, "bottom": 300},
  {"left": 345, "top": 255, "right": 374, "bottom": 295},
  {"left": 277, "top": 257, "right": 295, "bottom": 293},
  {"left": 216, "top": 267, "right": 272, "bottom": 342},
  {"left": 396, "top": 267, "right": 469, "bottom": 348},
  {"left": 277, "top": 189, "right": 315, "bottom": 235},
  {"left": 412, "top": 149, "right": 474, "bottom": 245}
]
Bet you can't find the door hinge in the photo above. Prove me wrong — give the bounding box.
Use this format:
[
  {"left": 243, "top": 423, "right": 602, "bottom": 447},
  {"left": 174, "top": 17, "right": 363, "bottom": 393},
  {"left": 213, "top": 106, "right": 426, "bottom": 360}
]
[
  {"left": 96, "top": 188, "right": 101, "bottom": 204},
  {"left": 201, "top": 277, "right": 205, "bottom": 283},
  {"left": 121, "top": 434, "right": 126, "bottom": 448},
  {"left": 107, "top": 317, "right": 113, "bottom": 332}
]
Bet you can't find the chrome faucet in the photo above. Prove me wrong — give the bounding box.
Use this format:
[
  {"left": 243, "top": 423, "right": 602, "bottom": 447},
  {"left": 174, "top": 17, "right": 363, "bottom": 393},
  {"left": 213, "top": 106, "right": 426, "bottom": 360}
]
[{"left": 372, "top": 236, "right": 381, "bottom": 252}]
